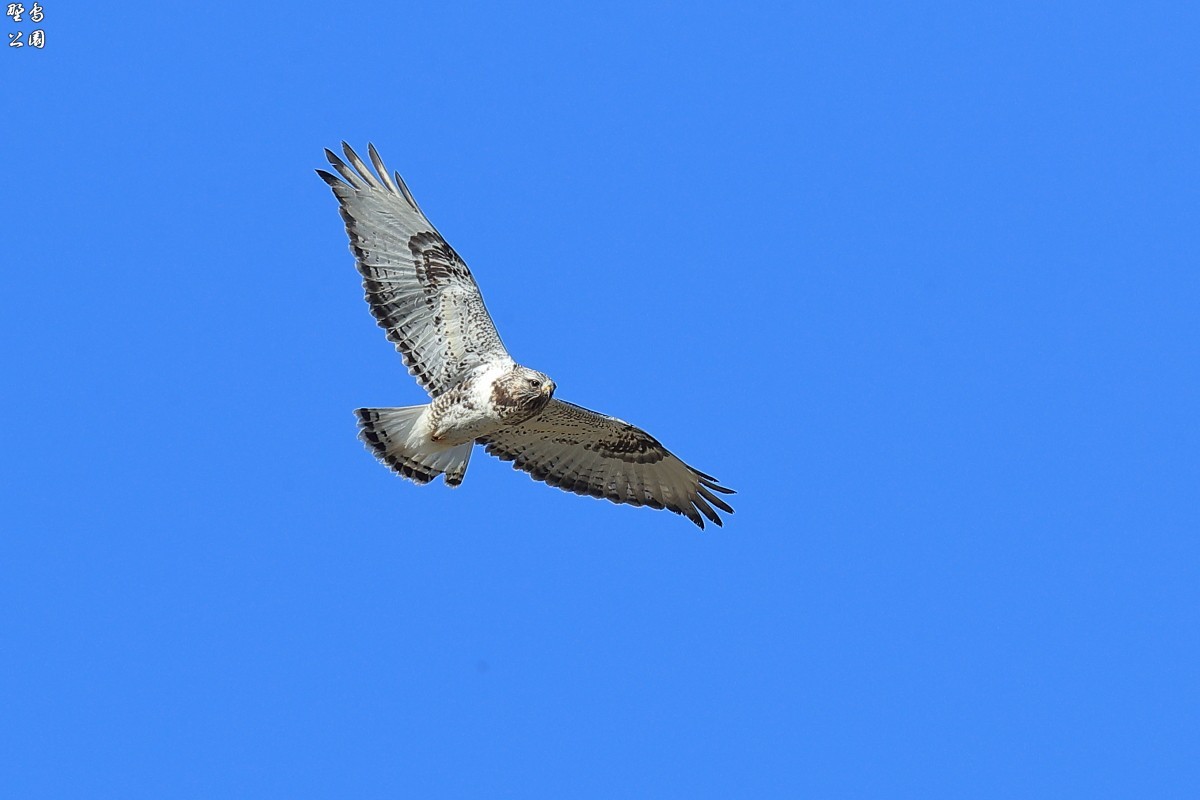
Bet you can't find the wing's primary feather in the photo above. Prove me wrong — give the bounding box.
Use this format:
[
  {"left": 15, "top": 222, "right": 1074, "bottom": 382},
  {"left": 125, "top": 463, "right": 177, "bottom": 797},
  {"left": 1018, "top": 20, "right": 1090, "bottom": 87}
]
[
  {"left": 477, "top": 400, "right": 735, "bottom": 529},
  {"left": 318, "top": 143, "right": 510, "bottom": 397}
]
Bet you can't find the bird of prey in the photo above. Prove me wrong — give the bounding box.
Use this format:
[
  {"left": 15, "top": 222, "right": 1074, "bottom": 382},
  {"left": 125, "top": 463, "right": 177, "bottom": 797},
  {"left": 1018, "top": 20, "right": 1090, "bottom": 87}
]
[{"left": 318, "top": 143, "right": 734, "bottom": 528}]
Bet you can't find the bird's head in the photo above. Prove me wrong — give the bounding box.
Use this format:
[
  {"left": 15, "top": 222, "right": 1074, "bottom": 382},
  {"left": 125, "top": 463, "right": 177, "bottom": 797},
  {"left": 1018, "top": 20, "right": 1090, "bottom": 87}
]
[
  {"left": 493, "top": 365, "right": 555, "bottom": 421},
  {"left": 517, "top": 366, "right": 555, "bottom": 405}
]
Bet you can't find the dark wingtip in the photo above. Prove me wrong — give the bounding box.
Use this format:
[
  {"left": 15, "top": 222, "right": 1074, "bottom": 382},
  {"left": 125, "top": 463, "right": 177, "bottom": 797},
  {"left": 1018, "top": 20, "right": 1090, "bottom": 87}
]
[
  {"left": 692, "top": 467, "right": 735, "bottom": 495},
  {"left": 699, "top": 486, "right": 734, "bottom": 514},
  {"left": 694, "top": 496, "right": 722, "bottom": 526},
  {"left": 316, "top": 168, "right": 342, "bottom": 186},
  {"left": 702, "top": 479, "right": 736, "bottom": 495}
]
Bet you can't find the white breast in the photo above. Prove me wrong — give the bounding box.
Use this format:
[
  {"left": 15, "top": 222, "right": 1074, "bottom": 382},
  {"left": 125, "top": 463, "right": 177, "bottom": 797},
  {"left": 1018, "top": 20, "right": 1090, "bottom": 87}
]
[{"left": 432, "top": 360, "right": 514, "bottom": 445}]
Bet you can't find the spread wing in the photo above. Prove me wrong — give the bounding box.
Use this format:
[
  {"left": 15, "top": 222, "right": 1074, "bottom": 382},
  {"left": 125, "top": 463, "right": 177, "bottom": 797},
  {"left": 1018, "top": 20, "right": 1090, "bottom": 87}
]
[
  {"left": 318, "top": 143, "right": 510, "bottom": 397},
  {"left": 477, "top": 400, "right": 735, "bottom": 529}
]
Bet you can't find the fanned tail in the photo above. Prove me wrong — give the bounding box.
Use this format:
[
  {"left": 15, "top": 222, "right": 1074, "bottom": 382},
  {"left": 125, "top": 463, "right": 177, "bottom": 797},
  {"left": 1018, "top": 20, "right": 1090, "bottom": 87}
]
[{"left": 355, "top": 406, "right": 472, "bottom": 487}]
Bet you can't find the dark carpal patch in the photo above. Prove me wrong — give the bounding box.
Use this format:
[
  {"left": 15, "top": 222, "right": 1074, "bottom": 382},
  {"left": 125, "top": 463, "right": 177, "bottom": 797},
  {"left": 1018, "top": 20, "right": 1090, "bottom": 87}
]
[
  {"left": 410, "top": 232, "right": 471, "bottom": 291},
  {"left": 586, "top": 429, "right": 668, "bottom": 463}
]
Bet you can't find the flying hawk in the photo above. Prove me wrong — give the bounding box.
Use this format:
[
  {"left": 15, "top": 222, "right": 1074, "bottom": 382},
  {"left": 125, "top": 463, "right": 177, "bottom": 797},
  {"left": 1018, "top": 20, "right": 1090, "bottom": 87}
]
[{"left": 318, "top": 143, "right": 735, "bottom": 528}]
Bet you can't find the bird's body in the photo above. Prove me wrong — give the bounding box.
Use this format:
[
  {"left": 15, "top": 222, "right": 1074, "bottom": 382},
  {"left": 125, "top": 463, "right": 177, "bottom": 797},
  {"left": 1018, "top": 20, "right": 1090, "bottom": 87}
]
[
  {"left": 319, "top": 143, "right": 734, "bottom": 528},
  {"left": 426, "top": 361, "right": 555, "bottom": 446}
]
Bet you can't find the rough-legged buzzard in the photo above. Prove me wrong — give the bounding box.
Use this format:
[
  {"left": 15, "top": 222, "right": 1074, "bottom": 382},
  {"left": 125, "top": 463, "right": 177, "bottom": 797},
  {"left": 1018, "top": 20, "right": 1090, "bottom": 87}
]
[{"left": 318, "top": 144, "right": 734, "bottom": 528}]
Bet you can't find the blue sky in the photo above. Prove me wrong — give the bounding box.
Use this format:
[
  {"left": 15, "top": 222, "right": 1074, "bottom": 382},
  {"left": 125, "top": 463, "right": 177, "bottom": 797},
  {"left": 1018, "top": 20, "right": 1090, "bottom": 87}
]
[{"left": 3, "top": 2, "right": 1197, "bottom": 797}]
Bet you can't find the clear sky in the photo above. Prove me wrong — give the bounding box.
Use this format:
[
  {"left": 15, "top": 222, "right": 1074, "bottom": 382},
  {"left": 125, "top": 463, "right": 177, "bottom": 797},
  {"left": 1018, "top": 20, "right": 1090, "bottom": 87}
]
[{"left": 3, "top": 2, "right": 1197, "bottom": 797}]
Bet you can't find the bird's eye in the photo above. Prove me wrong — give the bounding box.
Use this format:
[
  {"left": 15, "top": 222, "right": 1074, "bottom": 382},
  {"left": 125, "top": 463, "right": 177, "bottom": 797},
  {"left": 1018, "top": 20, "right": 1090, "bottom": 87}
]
[{"left": 528, "top": 379, "right": 541, "bottom": 389}]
